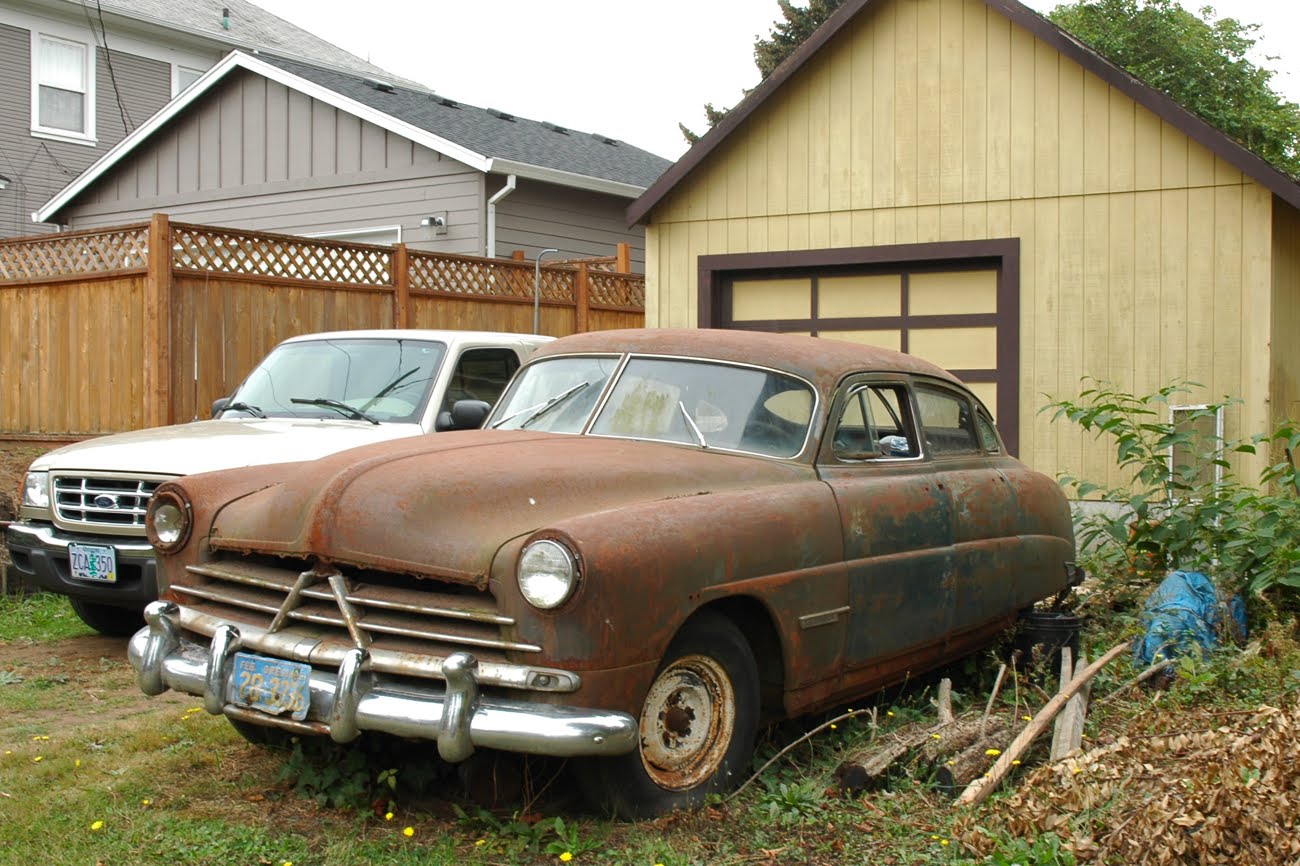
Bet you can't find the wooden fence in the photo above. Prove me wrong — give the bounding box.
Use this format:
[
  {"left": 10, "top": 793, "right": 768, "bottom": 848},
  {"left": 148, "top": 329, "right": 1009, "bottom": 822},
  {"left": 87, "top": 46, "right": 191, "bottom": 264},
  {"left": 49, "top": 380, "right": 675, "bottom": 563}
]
[{"left": 0, "top": 214, "right": 644, "bottom": 439}]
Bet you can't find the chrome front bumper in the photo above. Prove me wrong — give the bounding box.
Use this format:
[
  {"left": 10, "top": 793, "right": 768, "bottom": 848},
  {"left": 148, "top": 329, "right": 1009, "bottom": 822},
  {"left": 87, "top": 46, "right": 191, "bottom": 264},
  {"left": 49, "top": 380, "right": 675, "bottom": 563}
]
[{"left": 128, "top": 601, "right": 638, "bottom": 762}]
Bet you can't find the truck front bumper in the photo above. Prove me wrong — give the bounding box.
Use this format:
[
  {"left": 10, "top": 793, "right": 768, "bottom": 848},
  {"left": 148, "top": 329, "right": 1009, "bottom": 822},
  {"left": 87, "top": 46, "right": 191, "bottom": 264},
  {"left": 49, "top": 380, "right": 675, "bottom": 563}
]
[
  {"left": 128, "top": 601, "right": 639, "bottom": 763},
  {"left": 5, "top": 522, "right": 157, "bottom": 606}
]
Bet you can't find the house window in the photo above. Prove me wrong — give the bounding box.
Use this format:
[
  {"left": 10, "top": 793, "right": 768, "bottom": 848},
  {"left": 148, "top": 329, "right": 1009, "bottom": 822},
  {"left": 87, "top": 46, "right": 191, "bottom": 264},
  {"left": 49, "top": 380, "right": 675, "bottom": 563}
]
[
  {"left": 33, "top": 33, "right": 94, "bottom": 142},
  {"left": 173, "top": 65, "right": 204, "bottom": 95},
  {"left": 1169, "top": 404, "right": 1224, "bottom": 495}
]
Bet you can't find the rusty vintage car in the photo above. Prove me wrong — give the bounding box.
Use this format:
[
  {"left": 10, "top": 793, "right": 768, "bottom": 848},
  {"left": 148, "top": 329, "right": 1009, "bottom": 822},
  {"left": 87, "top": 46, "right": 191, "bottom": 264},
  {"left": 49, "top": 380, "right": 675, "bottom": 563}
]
[{"left": 129, "top": 328, "right": 1077, "bottom": 816}]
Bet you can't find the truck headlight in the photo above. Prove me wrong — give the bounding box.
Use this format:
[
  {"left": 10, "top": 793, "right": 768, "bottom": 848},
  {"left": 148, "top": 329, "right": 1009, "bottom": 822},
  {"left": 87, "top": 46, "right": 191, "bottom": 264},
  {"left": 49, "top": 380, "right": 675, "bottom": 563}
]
[
  {"left": 517, "top": 539, "right": 579, "bottom": 609},
  {"left": 22, "top": 472, "right": 50, "bottom": 509},
  {"left": 146, "top": 490, "right": 192, "bottom": 552}
]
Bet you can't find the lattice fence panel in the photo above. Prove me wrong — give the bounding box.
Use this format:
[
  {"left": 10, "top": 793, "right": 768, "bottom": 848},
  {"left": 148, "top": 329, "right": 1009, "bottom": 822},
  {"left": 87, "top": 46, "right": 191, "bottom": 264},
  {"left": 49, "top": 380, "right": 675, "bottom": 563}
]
[
  {"left": 171, "top": 224, "right": 391, "bottom": 285},
  {"left": 0, "top": 226, "right": 150, "bottom": 282},
  {"left": 589, "top": 271, "right": 646, "bottom": 308},
  {"left": 409, "top": 252, "right": 576, "bottom": 303}
]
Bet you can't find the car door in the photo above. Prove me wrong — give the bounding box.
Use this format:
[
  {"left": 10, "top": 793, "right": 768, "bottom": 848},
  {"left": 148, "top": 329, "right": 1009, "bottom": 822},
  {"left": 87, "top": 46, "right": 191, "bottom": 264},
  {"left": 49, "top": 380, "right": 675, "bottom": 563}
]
[{"left": 816, "top": 375, "right": 956, "bottom": 672}]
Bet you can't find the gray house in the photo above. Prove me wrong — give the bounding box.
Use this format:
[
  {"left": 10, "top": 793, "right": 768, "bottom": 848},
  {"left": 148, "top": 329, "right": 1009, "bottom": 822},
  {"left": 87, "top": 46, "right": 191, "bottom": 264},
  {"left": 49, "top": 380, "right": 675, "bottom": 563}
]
[
  {"left": 0, "top": 0, "right": 410, "bottom": 239},
  {"left": 33, "top": 50, "right": 671, "bottom": 270}
]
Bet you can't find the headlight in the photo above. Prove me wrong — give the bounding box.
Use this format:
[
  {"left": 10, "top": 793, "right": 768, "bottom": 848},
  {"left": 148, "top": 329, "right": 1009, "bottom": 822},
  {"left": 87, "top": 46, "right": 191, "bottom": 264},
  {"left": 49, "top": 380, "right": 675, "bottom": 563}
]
[
  {"left": 22, "top": 472, "right": 50, "bottom": 509},
  {"left": 146, "top": 490, "right": 192, "bottom": 553},
  {"left": 517, "top": 539, "right": 579, "bottom": 609}
]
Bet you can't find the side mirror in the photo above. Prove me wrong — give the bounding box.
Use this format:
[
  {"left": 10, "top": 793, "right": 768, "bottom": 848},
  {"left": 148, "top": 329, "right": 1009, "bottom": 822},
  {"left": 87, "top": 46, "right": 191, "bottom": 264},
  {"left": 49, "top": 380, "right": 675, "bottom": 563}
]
[
  {"left": 211, "top": 396, "right": 231, "bottom": 418},
  {"left": 449, "top": 399, "right": 492, "bottom": 430}
]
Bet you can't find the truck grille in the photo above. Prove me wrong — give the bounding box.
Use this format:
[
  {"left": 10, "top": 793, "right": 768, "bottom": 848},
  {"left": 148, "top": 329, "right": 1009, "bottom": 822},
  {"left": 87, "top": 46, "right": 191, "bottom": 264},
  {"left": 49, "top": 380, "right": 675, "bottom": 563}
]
[
  {"left": 174, "top": 555, "right": 537, "bottom": 670},
  {"left": 52, "top": 474, "right": 166, "bottom": 528}
]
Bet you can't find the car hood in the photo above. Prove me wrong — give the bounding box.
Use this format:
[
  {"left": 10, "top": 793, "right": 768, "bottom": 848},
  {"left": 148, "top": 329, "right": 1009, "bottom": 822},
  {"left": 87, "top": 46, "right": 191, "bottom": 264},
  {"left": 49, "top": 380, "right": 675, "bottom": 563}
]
[
  {"left": 29, "top": 419, "right": 421, "bottom": 477},
  {"left": 207, "top": 431, "right": 813, "bottom": 587}
]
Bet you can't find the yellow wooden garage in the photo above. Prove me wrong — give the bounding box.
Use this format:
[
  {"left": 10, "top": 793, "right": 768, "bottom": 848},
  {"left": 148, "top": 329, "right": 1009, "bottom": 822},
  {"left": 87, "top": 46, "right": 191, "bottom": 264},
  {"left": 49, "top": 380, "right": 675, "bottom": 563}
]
[{"left": 628, "top": 0, "right": 1300, "bottom": 486}]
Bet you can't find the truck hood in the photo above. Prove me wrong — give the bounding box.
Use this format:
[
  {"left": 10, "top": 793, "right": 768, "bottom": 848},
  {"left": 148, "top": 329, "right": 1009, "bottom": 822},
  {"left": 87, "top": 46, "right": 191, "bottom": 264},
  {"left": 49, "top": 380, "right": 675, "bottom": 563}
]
[
  {"left": 207, "top": 431, "right": 813, "bottom": 587},
  {"left": 29, "top": 419, "right": 422, "bottom": 477}
]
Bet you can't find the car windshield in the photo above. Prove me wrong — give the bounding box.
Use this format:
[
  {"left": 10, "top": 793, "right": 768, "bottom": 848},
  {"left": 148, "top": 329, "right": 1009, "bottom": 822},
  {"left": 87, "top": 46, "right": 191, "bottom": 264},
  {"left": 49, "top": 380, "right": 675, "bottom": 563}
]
[
  {"left": 227, "top": 338, "right": 446, "bottom": 423},
  {"left": 491, "top": 354, "right": 816, "bottom": 458}
]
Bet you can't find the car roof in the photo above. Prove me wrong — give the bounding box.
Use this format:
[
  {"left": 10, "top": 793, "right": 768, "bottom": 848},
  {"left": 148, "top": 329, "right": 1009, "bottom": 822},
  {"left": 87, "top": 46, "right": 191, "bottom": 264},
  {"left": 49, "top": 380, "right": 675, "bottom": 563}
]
[
  {"left": 279, "top": 329, "right": 554, "bottom": 347},
  {"left": 531, "top": 329, "right": 964, "bottom": 395}
]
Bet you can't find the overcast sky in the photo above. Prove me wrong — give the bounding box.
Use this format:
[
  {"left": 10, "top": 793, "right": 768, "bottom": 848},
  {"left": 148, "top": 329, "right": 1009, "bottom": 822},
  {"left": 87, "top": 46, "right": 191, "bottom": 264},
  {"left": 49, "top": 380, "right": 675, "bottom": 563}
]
[{"left": 250, "top": 0, "right": 1300, "bottom": 161}]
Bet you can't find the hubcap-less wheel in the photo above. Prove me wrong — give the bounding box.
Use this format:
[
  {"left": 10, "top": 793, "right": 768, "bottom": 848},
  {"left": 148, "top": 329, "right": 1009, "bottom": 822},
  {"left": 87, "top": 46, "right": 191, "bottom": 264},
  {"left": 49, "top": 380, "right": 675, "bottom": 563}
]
[{"left": 638, "top": 653, "right": 736, "bottom": 791}]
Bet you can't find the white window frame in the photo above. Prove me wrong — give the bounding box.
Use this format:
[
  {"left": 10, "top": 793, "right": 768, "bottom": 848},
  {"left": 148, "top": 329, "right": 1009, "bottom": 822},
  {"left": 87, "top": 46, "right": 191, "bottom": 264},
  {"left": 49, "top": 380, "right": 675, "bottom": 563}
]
[
  {"left": 1169, "top": 403, "right": 1225, "bottom": 496},
  {"left": 172, "top": 63, "right": 205, "bottom": 96},
  {"left": 30, "top": 31, "right": 96, "bottom": 145},
  {"left": 303, "top": 225, "right": 403, "bottom": 246}
]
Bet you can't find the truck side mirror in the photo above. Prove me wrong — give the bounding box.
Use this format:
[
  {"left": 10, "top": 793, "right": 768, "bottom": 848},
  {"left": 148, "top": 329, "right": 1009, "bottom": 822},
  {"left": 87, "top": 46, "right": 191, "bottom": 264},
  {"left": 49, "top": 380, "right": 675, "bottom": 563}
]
[
  {"left": 441, "top": 399, "right": 492, "bottom": 431},
  {"left": 211, "top": 396, "right": 231, "bottom": 418}
]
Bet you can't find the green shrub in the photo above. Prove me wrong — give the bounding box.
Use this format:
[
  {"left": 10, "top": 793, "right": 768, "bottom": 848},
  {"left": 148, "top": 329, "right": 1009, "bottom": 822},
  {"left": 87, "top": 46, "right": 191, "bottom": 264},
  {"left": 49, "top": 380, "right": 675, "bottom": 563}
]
[{"left": 1046, "top": 380, "right": 1300, "bottom": 606}]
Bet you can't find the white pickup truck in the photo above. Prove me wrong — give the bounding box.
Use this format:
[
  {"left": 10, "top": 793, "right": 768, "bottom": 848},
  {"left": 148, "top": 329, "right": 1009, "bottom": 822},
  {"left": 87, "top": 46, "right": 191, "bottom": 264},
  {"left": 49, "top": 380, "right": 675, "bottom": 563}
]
[{"left": 6, "top": 329, "right": 551, "bottom": 635}]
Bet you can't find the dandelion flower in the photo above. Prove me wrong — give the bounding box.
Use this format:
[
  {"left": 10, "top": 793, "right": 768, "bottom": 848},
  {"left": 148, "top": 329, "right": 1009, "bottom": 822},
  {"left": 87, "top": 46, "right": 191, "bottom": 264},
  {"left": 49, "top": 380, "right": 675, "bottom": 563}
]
[
  {"left": 1072, "top": 767, "right": 1082, "bottom": 774},
  {"left": 1011, "top": 760, "right": 1021, "bottom": 766},
  {"left": 941, "top": 840, "right": 950, "bottom": 847},
  {"left": 946, "top": 760, "right": 955, "bottom": 765},
  {"left": 74, "top": 759, "right": 81, "bottom": 768},
  {"left": 403, "top": 826, "right": 415, "bottom": 838},
  {"left": 931, "top": 733, "right": 941, "bottom": 740},
  {"left": 142, "top": 798, "right": 152, "bottom": 806},
  {"left": 475, "top": 839, "right": 486, "bottom": 847},
  {"left": 985, "top": 749, "right": 1001, "bottom": 757},
  {"left": 188, "top": 707, "right": 202, "bottom": 713},
  {"left": 1022, "top": 715, "right": 1032, "bottom": 721},
  {"left": 181, "top": 715, "right": 191, "bottom": 722},
  {"left": 559, "top": 853, "right": 573, "bottom": 863},
  {"left": 33, "top": 756, "right": 42, "bottom": 763},
  {"left": 930, "top": 835, "right": 940, "bottom": 841},
  {"left": 887, "top": 711, "right": 895, "bottom": 717},
  {"left": 830, "top": 724, "right": 837, "bottom": 730},
  {"left": 90, "top": 820, "right": 104, "bottom": 832},
  {"left": 384, "top": 812, "right": 394, "bottom": 821}
]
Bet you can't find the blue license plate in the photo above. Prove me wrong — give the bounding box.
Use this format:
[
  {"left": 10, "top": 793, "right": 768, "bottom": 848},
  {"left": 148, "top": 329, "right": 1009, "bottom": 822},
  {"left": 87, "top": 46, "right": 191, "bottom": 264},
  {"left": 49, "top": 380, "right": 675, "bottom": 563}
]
[{"left": 228, "top": 653, "right": 311, "bottom": 720}]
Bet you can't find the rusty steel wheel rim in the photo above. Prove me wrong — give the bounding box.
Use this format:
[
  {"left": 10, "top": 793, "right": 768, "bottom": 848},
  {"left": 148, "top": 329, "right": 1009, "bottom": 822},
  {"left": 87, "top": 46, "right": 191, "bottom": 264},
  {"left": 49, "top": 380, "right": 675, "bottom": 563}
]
[{"left": 638, "top": 653, "right": 736, "bottom": 791}]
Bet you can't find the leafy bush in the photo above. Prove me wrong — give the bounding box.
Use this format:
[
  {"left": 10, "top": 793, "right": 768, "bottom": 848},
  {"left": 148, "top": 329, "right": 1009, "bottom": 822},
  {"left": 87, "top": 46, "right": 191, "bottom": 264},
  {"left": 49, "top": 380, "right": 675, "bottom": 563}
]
[{"left": 1046, "top": 380, "right": 1300, "bottom": 604}]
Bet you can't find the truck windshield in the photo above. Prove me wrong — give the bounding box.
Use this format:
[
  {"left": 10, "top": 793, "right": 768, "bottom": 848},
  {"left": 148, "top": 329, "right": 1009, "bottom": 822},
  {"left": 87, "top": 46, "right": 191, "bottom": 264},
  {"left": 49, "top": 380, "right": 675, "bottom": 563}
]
[{"left": 228, "top": 338, "right": 447, "bottom": 423}]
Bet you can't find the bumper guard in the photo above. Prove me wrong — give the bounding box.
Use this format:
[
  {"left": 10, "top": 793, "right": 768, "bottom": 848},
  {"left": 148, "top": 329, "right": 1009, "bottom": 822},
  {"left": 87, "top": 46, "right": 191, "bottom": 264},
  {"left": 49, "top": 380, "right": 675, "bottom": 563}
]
[{"left": 129, "top": 601, "right": 638, "bottom": 762}]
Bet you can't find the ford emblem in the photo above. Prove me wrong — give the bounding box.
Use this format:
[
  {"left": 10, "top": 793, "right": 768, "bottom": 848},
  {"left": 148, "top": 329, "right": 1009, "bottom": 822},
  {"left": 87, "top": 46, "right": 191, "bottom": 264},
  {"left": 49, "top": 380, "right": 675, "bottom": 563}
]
[{"left": 94, "top": 494, "right": 119, "bottom": 509}]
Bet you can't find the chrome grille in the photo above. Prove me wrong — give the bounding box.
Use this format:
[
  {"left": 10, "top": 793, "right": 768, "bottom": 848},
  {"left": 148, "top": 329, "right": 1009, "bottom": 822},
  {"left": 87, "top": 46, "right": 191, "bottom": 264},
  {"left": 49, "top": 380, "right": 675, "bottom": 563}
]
[
  {"left": 175, "top": 557, "right": 538, "bottom": 665},
  {"left": 53, "top": 474, "right": 165, "bottom": 528}
]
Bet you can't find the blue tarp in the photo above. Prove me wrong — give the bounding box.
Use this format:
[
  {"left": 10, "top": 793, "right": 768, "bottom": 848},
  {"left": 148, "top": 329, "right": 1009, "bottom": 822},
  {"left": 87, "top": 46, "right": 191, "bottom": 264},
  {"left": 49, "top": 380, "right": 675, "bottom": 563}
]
[{"left": 1133, "top": 570, "right": 1248, "bottom": 666}]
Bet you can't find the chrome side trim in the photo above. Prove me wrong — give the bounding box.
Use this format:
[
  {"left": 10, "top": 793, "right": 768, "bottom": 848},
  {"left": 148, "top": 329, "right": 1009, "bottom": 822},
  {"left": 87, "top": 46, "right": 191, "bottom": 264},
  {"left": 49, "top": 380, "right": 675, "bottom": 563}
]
[
  {"left": 798, "top": 605, "right": 850, "bottom": 629},
  {"left": 6, "top": 521, "right": 154, "bottom": 553}
]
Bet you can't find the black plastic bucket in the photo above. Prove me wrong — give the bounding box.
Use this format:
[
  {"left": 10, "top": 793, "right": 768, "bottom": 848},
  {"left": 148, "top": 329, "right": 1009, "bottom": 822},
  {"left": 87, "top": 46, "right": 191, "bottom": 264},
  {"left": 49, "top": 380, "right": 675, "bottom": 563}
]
[{"left": 1013, "top": 611, "right": 1084, "bottom": 678}]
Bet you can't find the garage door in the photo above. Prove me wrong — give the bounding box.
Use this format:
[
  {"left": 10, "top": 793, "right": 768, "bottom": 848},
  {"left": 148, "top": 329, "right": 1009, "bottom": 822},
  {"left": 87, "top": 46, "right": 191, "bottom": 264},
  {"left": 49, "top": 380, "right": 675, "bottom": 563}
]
[{"left": 699, "top": 241, "right": 1019, "bottom": 454}]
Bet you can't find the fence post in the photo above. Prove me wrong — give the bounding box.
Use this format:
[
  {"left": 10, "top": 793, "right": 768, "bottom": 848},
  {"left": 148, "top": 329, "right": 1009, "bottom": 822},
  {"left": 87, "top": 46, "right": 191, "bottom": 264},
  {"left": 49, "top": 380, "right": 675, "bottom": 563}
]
[
  {"left": 393, "top": 243, "right": 410, "bottom": 328},
  {"left": 575, "top": 262, "right": 590, "bottom": 333},
  {"left": 615, "top": 242, "right": 631, "bottom": 274},
  {"left": 143, "top": 212, "right": 173, "bottom": 427}
]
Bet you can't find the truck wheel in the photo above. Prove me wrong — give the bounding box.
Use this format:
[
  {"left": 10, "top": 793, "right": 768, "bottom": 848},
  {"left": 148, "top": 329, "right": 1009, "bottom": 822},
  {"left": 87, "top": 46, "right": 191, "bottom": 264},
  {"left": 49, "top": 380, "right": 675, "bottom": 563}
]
[
  {"left": 68, "top": 598, "right": 145, "bottom": 636},
  {"left": 575, "top": 611, "right": 759, "bottom": 818}
]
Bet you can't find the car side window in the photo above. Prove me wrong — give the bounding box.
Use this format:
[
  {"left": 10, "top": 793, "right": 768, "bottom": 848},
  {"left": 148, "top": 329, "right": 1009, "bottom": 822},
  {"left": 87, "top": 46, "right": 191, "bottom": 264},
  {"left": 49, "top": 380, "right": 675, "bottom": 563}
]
[
  {"left": 915, "top": 385, "right": 980, "bottom": 455},
  {"left": 443, "top": 348, "right": 520, "bottom": 411},
  {"left": 831, "top": 383, "right": 916, "bottom": 460},
  {"left": 976, "top": 412, "right": 1002, "bottom": 453}
]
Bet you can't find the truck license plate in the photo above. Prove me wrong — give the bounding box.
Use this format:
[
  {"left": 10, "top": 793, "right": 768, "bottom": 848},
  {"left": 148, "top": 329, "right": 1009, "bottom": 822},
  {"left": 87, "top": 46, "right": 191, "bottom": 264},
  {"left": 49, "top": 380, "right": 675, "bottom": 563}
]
[
  {"left": 68, "top": 543, "right": 117, "bottom": 583},
  {"left": 228, "top": 653, "right": 312, "bottom": 720}
]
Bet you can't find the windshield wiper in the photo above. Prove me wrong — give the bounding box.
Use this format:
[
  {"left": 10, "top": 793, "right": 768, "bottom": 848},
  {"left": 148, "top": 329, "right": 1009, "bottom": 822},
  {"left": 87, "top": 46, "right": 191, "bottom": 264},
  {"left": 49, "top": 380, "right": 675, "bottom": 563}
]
[
  {"left": 290, "top": 397, "right": 380, "bottom": 425},
  {"left": 492, "top": 381, "right": 590, "bottom": 429},
  {"left": 359, "top": 367, "right": 419, "bottom": 413},
  {"left": 222, "top": 401, "right": 265, "bottom": 418},
  {"left": 679, "top": 401, "right": 707, "bottom": 447}
]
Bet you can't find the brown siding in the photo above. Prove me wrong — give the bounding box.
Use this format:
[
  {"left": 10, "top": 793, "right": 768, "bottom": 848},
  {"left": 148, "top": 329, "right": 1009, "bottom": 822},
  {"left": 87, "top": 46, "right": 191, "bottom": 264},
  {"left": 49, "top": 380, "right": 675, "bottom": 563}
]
[{"left": 1271, "top": 198, "right": 1300, "bottom": 433}]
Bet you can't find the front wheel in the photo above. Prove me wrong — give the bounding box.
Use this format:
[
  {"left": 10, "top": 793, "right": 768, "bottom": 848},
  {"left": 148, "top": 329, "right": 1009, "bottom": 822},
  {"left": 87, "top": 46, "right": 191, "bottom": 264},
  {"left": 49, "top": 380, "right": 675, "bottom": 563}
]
[
  {"left": 69, "top": 598, "right": 145, "bottom": 636},
  {"left": 575, "top": 611, "right": 760, "bottom": 818}
]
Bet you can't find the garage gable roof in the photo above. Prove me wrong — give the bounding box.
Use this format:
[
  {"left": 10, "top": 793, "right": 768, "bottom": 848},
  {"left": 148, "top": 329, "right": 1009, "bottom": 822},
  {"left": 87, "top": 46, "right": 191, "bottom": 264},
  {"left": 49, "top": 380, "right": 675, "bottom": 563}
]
[
  {"left": 627, "top": 0, "right": 1300, "bottom": 225},
  {"left": 36, "top": 51, "right": 672, "bottom": 224}
]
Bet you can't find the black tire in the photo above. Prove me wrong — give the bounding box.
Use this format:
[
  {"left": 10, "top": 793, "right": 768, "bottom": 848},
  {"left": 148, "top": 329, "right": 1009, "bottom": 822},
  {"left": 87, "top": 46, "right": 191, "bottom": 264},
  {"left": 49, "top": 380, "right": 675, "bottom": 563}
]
[
  {"left": 68, "top": 598, "right": 145, "bottom": 636},
  {"left": 227, "top": 718, "right": 301, "bottom": 750},
  {"left": 575, "top": 610, "right": 760, "bottom": 819}
]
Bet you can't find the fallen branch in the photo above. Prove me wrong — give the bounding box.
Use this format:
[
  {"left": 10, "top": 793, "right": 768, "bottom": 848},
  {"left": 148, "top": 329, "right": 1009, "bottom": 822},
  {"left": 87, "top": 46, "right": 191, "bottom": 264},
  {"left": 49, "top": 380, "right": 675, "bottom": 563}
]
[
  {"left": 1093, "top": 659, "right": 1174, "bottom": 707},
  {"left": 980, "top": 664, "right": 1008, "bottom": 737},
  {"left": 956, "top": 639, "right": 1132, "bottom": 807}
]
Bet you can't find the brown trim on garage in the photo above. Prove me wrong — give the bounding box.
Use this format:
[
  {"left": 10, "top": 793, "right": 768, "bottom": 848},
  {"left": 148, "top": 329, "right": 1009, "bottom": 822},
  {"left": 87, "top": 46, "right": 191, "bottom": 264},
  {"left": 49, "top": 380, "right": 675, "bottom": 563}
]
[
  {"left": 697, "top": 238, "right": 1021, "bottom": 455},
  {"left": 627, "top": 0, "right": 1300, "bottom": 227}
]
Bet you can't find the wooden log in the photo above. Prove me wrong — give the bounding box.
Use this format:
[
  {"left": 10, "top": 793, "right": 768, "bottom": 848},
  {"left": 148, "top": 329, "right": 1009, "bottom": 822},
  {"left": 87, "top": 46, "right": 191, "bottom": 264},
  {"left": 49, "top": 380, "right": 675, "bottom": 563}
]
[
  {"left": 956, "top": 640, "right": 1132, "bottom": 807},
  {"left": 1049, "top": 646, "right": 1074, "bottom": 760},
  {"left": 936, "top": 678, "right": 954, "bottom": 725},
  {"left": 834, "top": 714, "right": 971, "bottom": 794},
  {"left": 1060, "top": 655, "right": 1091, "bottom": 757},
  {"left": 933, "top": 717, "right": 1014, "bottom": 796}
]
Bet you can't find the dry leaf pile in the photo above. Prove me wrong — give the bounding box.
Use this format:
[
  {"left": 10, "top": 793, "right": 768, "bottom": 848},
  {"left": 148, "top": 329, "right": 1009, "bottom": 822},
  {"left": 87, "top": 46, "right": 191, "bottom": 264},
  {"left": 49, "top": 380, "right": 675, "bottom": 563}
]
[{"left": 953, "top": 700, "right": 1300, "bottom": 865}]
